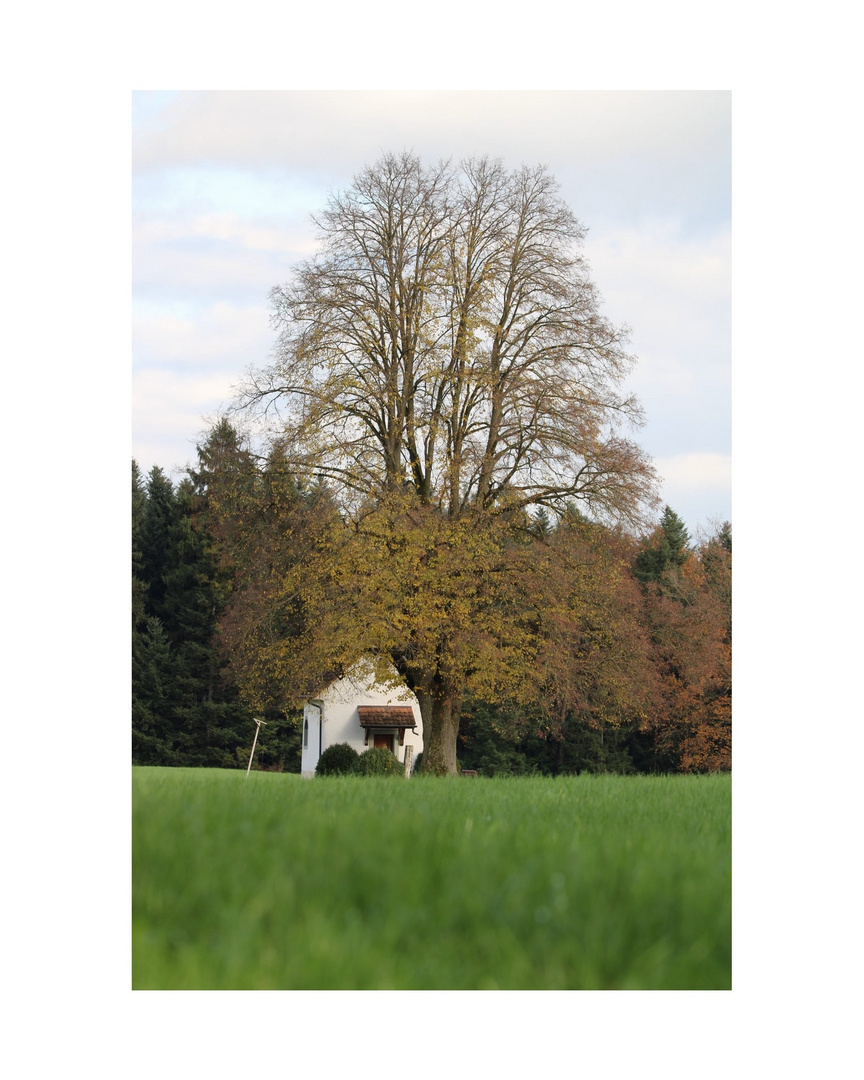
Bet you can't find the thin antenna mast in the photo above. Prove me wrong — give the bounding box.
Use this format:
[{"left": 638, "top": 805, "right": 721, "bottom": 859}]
[{"left": 245, "top": 718, "right": 267, "bottom": 777}]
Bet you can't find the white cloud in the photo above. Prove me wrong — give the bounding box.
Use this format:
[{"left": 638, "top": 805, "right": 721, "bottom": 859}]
[
  {"left": 133, "top": 302, "right": 273, "bottom": 373},
  {"left": 132, "top": 367, "right": 242, "bottom": 477},
  {"left": 655, "top": 452, "right": 731, "bottom": 493},
  {"left": 648, "top": 452, "right": 732, "bottom": 536},
  {"left": 133, "top": 90, "right": 730, "bottom": 179},
  {"left": 587, "top": 220, "right": 731, "bottom": 396},
  {"left": 135, "top": 211, "right": 311, "bottom": 253},
  {"left": 128, "top": 204, "right": 317, "bottom": 252},
  {"left": 132, "top": 210, "right": 318, "bottom": 305}
]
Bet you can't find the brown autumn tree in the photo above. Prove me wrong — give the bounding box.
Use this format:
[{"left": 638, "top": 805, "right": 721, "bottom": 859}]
[
  {"left": 236, "top": 153, "right": 657, "bottom": 773},
  {"left": 457, "top": 512, "right": 662, "bottom": 771},
  {"left": 637, "top": 521, "right": 732, "bottom": 771},
  {"left": 675, "top": 525, "right": 732, "bottom": 770},
  {"left": 532, "top": 515, "right": 662, "bottom": 751}
]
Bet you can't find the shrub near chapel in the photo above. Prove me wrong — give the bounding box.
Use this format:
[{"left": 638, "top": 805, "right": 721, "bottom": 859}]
[
  {"left": 314, "top": 743, "right": 360, "bottom": 777},
  {"left": 354, "top": 747, "right": 404, "bottom": 777}
]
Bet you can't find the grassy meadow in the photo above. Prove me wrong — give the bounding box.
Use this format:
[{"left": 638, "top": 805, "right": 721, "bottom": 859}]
[{"left": 132, "top": 767, "right": 730, "bottom": 990}]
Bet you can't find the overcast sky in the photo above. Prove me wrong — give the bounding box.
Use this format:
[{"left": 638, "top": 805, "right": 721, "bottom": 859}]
[{"left": 132, "top": 90, "right": 731, "bottom": 537}]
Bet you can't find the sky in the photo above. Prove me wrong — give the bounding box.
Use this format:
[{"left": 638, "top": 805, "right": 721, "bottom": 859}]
[{"left": 132, "top": 90, "right": 731, "bottom": 538}]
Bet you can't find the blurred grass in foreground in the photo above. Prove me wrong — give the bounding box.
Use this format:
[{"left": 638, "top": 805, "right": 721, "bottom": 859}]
[{"left": 133, "top": 767, "right": 730, "bottom": 989}]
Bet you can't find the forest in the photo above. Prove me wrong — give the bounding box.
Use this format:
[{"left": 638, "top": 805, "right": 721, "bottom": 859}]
[{"left": 132, "top": 425, "right": 731, "bottom": 776}]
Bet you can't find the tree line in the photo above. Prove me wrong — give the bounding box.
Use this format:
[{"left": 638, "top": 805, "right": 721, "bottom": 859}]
[{"left": 132, "top": 424, "right": 730, "bottom": 774}]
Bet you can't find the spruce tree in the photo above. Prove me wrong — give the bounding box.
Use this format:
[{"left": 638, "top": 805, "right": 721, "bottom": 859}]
[
  {"left": 132, "top": 616, "right": 180, "bottom": 764},
  {"left": 138, "top": 466, "right": 178, "bottom": 621},
  {"left": 133, "top": 465, "right": 179, "bottom": 762},
  {"left": 132, "top": 460, "right": 148, "bottom": 631},
  {"left": 160, "top": 476, "right": 255, "bottom": 767},
  {"left": 635, "top": 505, "right": 691, "bottom": 584},
  {"left": 531, "top": 507, "right": 553, "bottom": 538},
  {"left": 133, "top": 460, "right": 177, "bottom": 763}
]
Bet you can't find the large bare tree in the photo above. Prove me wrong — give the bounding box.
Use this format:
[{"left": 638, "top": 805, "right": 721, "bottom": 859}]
[{"left": 237, "top": 153, "right": 657, "bottom": 772}]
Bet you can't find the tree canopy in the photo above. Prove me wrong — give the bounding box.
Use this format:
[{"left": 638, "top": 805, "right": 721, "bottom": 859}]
[{"left": 241, "top": 153, "right": 655, "bottom": 524}]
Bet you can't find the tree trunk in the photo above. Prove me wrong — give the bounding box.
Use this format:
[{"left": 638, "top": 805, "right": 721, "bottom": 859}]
[{"left": 415, "top": 689, "right": 462, "bottom": 775}]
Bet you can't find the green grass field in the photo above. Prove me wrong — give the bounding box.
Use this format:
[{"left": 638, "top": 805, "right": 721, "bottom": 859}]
[{"left": 132, "top": 767, "right": 731, "bottom": 989}]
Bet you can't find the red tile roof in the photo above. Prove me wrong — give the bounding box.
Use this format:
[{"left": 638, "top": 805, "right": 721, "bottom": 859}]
[{"left": 357, "top": 706, "right": 417, "bottom": 727}]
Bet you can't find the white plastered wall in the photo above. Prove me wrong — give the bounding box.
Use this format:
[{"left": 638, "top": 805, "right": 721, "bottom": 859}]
[{"left": 299, "top": 663, "right": 423, "bottom": 777}]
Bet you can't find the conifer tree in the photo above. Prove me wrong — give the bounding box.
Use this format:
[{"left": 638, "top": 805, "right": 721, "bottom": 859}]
[
  {"left": 132, "top": 460, "right": 148, "bottom": 631},
  {"left": 132, "top": 452, "right": 252, "bottom": 767},
  {"left": 634, "top": 505, "right": 691, "bottom": 585},
  {"left": 132, "top": 463, "right": 181, "bottom": 762},
  {"left": 531, "top": 507, "right": 553, "bottom": 538},
  {"left": 132, "top": 616, "right": 180, "bottom": 764},
  {"left": 188, "top": 421, "right": 304, "bottom": 769},
  {"left": 138, "top": 466, "right": 178, "bottom": 621}
]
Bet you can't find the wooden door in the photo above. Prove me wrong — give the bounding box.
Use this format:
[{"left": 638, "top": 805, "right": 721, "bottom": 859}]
[{"left": 374, "top": 732, "right": 393, "bottom": 751}]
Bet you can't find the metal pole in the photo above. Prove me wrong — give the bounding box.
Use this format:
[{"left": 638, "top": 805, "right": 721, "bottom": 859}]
[{"left": 246, "top": 718, "right": 266, "bottom": 777}]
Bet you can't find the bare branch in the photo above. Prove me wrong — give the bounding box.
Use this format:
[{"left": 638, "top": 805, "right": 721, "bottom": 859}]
[{"left": 235, "top": 153, "right": 657, "bottom": 529}]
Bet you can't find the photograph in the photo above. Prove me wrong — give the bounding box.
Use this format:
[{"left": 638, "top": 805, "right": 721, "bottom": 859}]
[{"left": 131, "top": 90, "right": 731, "bottom": 991}]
